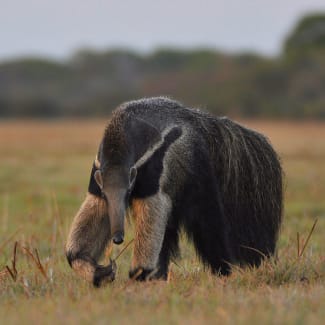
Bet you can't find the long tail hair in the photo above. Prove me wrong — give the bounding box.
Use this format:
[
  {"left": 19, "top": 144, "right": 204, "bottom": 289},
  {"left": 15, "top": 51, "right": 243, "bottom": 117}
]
[{"left": 208, "top": 117, "right": 283, "bottom": 265}]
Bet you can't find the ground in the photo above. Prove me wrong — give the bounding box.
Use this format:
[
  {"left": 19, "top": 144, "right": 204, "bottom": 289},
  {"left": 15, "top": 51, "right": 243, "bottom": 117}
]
[{"left": 0, "top": 119, "right": 324, "bottom": 324}]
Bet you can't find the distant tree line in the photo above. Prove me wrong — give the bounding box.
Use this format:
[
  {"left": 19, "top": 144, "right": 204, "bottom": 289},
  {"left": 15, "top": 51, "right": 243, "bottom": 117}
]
[{"left": 0, "top": 13, "right": 325, "bottom": 119}]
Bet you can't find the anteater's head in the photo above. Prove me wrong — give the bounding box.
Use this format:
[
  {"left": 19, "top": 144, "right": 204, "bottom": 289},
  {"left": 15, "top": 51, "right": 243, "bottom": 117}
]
[{"left": 65, "top": 115, "right": 159, "bottom": 285}]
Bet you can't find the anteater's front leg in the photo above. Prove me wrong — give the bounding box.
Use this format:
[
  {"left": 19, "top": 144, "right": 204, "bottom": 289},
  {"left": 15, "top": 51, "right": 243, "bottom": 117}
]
[
  {"left": 65, "top": 193, "right": 115, "bottom": 287},
  {"left": 130, "top": 192, "right": 172, "bottom": 281}
]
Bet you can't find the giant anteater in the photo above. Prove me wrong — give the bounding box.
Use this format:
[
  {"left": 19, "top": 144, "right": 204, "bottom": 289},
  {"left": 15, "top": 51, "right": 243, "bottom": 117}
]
[{"left": 66, "top": 97, "right": 283, "bottom": 287}]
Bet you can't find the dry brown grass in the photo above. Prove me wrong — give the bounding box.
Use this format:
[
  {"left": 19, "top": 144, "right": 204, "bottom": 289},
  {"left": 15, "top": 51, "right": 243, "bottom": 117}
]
[{"left": 0, "top": 119, "right": 324, "bottom": 324}]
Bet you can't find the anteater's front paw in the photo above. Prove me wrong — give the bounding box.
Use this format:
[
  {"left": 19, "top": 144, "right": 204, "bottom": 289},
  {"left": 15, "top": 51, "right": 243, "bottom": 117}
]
[
  {"left": 129, "top": 267, "right": 156, "bottom": 281},
  {"left": 93, "top": 259, "right": 117, "bottom": 287}
]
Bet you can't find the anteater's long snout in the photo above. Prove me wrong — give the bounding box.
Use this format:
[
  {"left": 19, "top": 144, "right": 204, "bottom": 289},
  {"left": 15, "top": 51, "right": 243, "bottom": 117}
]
[{"left": 104, "top": 188, "right": 127, "bottom": 246}]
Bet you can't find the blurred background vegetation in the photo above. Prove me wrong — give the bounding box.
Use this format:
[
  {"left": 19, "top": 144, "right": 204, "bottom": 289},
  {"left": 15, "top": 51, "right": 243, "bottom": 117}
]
[{"left": 1, "top": 13, "right": 325, "bottom": 119}]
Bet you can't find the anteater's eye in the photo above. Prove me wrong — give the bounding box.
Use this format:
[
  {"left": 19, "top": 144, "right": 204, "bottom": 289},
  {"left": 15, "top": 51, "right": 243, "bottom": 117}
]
[
  {"left": 101, "top": 191, "right": 108, "bottom": 203},
  {"left": 101, "top": 191, "right": 105, "bottom": 199}
]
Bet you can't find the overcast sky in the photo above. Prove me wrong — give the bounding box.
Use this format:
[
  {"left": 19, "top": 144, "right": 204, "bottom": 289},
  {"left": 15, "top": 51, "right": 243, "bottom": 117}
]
[{"left": 1, "top": 0, "right": 325, "bottom": 61}]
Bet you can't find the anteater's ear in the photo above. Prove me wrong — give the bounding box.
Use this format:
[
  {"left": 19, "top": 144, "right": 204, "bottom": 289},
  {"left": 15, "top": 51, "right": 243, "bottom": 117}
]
[
  {"left": 126, "top": 118, "right": 161, "bottom": 158},
  {"left": 94, "top": 154, "right": 101, "bottom": 169},
  {"left": 94, "top": 170, "right": 103, "bottom": 190},
  {"left": 88, "top": 163, "right": 102, "bottom": 197}
]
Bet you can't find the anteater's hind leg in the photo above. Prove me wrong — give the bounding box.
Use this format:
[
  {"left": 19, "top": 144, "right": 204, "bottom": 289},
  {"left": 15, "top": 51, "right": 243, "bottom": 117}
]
[
  {"left": 189, "top": 213, "right": 232, "bottom": 275},
  {"left": 181, "top": 178, "right": 234, "bottom": 275}
]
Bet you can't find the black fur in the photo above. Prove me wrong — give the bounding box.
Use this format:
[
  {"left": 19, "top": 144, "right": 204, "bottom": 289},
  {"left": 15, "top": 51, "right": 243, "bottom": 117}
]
[
  {"left": 88, "top": 162, "right": 102, "bottom": 197},
  {"left": 132, "top": 127, "right": 182, "bottom": 198}
]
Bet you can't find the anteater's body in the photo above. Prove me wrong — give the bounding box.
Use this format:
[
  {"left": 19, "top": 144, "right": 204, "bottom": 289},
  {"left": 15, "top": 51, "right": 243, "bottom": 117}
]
[{"left": 66, "top": 97, "right": 283, "bottom": 286}]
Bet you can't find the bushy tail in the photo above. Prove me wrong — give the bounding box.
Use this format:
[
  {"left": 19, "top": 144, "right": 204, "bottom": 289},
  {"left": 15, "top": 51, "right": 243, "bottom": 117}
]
[{"left": 211, "top": 118, "right": 283, "bottom": 265}]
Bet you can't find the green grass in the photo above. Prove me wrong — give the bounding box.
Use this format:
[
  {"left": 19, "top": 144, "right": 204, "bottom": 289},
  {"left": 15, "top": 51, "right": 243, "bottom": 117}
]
[{"left": 0, "top": 120, "right": 324, "bottom": 324}]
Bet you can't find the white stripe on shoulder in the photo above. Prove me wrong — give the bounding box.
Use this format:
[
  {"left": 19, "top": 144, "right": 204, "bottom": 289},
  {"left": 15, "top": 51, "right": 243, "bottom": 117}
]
[{"left": 134, "top": 126, "right": 179, "bottom": 169}]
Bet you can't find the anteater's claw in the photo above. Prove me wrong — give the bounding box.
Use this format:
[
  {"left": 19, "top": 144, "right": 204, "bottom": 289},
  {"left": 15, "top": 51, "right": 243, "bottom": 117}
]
[{"left": 93, "top": 259, "right": 117, "bottom": 287}]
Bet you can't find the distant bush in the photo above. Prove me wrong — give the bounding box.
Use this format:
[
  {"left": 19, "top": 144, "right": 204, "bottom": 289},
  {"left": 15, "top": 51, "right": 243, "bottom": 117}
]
[
  {"left": 284, "top": 14, "right": 325, "bottom": 55},
  {"left": 0, "top": 13, "right": 325, "bottom": 119}
]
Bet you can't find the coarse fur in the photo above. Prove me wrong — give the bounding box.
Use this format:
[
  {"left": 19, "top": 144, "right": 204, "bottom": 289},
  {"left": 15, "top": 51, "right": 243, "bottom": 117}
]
[
  {"left": 66, "top": 193, "right": 116, "bottom": 286},
  {"left": 66, "top": 97, "right": 283, "bottom": 285}
]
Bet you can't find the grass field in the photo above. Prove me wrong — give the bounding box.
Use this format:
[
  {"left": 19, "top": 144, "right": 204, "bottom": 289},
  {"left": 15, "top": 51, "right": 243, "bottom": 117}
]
[{"left": 0, "top": 119, "right": 324, "bottom": 324}]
